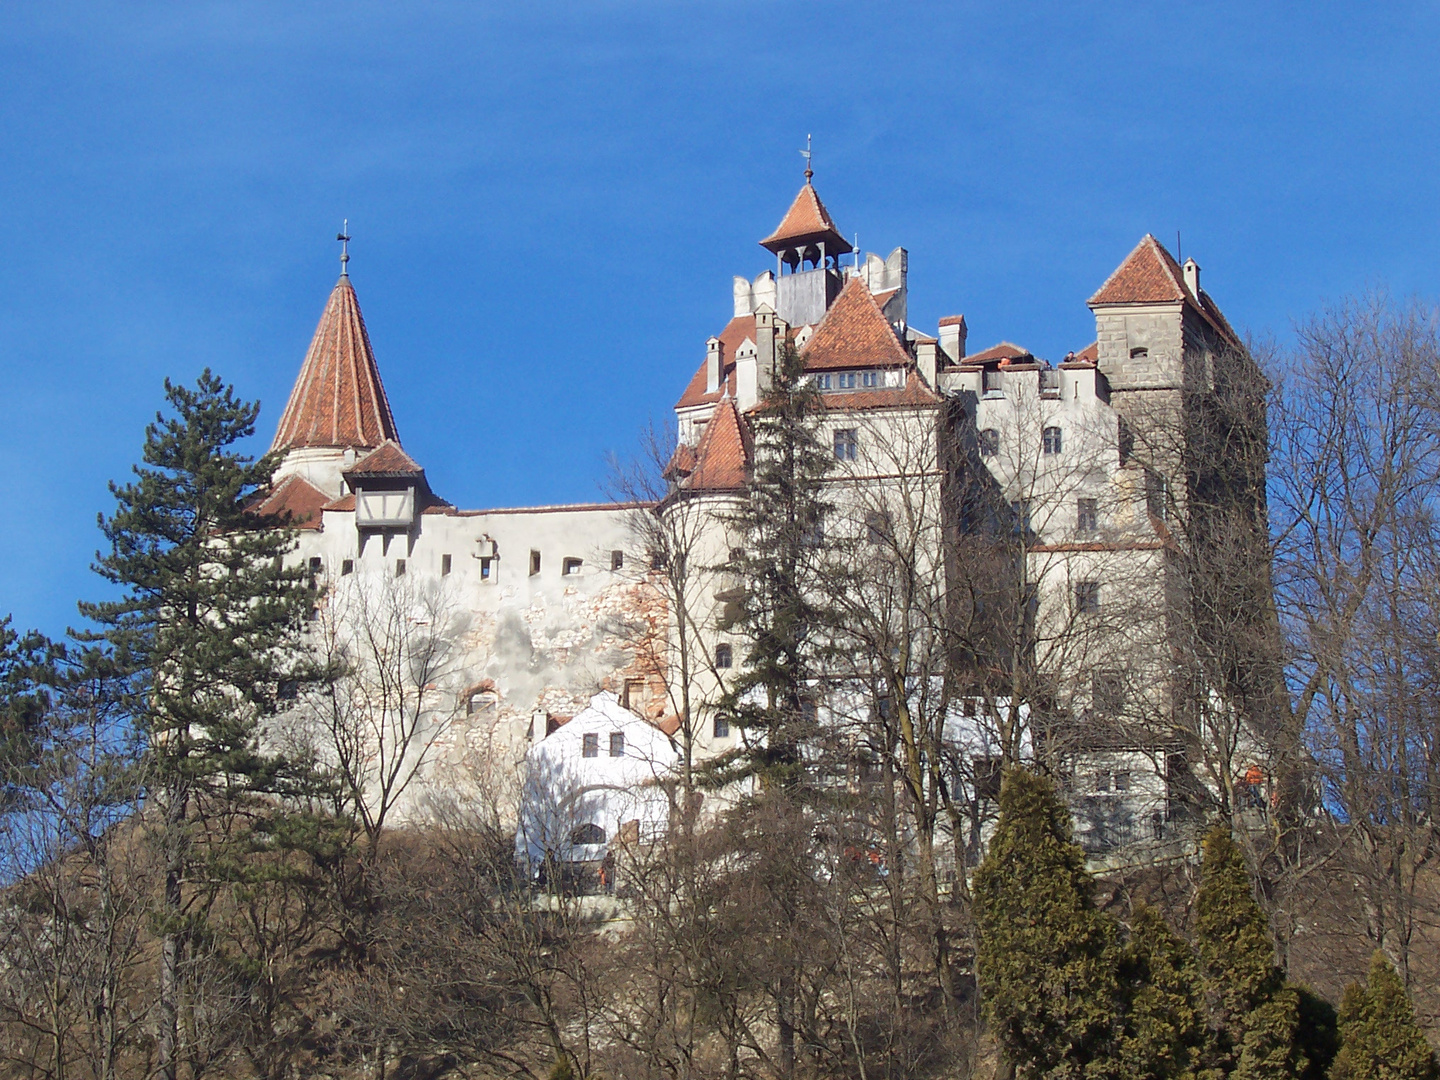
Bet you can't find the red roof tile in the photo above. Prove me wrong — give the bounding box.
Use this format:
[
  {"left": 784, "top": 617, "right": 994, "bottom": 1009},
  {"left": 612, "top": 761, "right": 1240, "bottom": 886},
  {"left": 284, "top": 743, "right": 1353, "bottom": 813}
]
[
  {"left": 675, "top": 315, "right": 752, "bottom": 409},
  {"left": 344, "top": 439, "right": 423, "bottom": 477},
  {"left": 687, "top": 399, "right": 751, "bottom": 491},
  {"left": 251, "top": 475, "right": 329, "bottom": 530},
  {"left": 962, "top": 341, "right": 1033, "bottom": 365},
  {"left": 1088, "top": 234, "right": 1190, "bottom": 306},
  {"left": 760, "top": 183, "right": 852, "bottom": 255},
  {"left": 801, "top": 277, "right": 910, "bottom": 372},
  {"left": 272, "top": 276, "right": 400, "bottom": 453}
]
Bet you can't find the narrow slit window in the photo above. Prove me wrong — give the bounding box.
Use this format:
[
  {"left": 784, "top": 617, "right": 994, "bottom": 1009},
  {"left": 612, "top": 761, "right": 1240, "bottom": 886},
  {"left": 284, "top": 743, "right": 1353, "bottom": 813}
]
[
  {"left": 1076, "top": 580, "right": 1100, "bottom": 615},
  {"left": 480, "top": 557, "right": 494, "bottom": 582},
  {"left": 441, "top": 554, "right": 452, "bottom": 576},
  {"left": 395, "top": 559, "right": 406, "bottom": 577},
  {"left": 1077, "top": 497, "right": 1098, "bottom": 534},
  {"left": 611, "top": 550, "right": 624, "bottom": 571},
  {"left": 341, "top": 559, "right": 354, "bottom": 576},
  {"left": 715, "top": 643, "right": 732, "bottom": 668},
  {"left": 529, "top": 550, "right": 541, "bottom": 576}
]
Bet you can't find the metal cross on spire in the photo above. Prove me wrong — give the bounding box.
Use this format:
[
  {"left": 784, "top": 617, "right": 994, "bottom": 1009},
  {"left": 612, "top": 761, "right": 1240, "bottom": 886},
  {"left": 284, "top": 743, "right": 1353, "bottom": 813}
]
[
  {"left": 337, "top": 219, "right": 351, "bottom": 276},
  {"left": 800, "top": 134, "right": 813, "bottom": 182}
]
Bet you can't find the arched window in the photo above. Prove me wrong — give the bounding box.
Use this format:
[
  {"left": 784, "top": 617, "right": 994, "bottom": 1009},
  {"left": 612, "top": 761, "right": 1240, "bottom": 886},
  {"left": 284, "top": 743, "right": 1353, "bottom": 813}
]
[
  {"left": 1043, "top": 426, "right": 1063, "bottom": 455},
  {"left": 1129, "top": 346, "right": 1149, "bottom": 360},
  {"left": 715, "top": 643, "right": 732, "bottom": 669},
  {"left": 569, "top": 823, "right": 605, "bottom": 846},
  {"left": 978, "top": 429, "right": 1000, "bottom": 457}
]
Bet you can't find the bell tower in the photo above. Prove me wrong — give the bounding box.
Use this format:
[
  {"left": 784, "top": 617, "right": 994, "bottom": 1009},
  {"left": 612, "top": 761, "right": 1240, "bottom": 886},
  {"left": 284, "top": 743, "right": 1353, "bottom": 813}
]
[{"left": 759, "top": 173, "right": 852, "bottom": 328}]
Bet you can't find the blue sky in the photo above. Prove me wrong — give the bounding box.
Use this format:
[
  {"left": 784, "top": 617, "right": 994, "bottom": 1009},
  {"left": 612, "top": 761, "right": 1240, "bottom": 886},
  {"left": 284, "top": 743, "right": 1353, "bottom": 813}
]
[{"left": 3, "top": 2, "right": 1438, "bottom": 638}]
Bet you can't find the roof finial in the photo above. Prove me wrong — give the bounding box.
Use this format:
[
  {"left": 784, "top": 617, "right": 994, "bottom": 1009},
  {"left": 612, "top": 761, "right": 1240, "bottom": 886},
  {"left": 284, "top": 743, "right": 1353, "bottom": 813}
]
[
  {"left": 800, "top": 133, "right": 813, "bottom": 182},
  {"left": 337, "top": 219, "right": 351, "bottom": 277}
]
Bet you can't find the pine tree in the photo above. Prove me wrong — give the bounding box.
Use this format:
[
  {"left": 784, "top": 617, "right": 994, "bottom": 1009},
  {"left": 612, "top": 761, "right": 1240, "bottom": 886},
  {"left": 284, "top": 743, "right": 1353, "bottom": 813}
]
[
  {"left": 974, "top": 768, "right": 1124, "bottom": 1079},
  {"left": 716, "top": 339, "right": 835, "bottom": 785},
  {"left": 1330, "top": 953, "right": 1438, "bottom": 1080},
  {"left": 79, "top": 371, "right": 318, "bottom": 1080},
  {"left": 1118, "top": 904, "right": 1212, "bottom": 1080},
  {"left": 0, "top": 618, "right": 61, "bottom": 810},
  {"left": 1194, "top": 826, "right": 1315, "bottom": 1080}
]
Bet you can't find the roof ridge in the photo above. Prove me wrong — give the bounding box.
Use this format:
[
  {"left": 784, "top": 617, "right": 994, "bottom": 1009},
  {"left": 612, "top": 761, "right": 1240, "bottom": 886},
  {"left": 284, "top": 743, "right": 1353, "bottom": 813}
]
[{"left": 800, "top": 276, "right": 910, "bottom": 371}]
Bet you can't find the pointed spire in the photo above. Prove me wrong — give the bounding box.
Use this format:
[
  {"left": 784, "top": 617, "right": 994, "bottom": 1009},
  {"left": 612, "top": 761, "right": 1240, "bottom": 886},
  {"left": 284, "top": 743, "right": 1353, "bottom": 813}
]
[
  {"left": 760, "top": 181, "right": 853, "bottom": 257},
  {"left": 271, "top": 274, "right": 400, "bottom": 453}
]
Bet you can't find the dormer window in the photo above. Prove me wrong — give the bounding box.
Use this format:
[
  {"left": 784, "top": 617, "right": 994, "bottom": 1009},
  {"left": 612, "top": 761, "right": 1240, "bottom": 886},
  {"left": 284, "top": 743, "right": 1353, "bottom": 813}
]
[
  {"left": 355, "top": 485, "right": 416, "bottom": 528},
  {"left": 837, "top": 372, "right": 857, "bottom": 389},
  {"left": 861, "top": 370, "right": 879, "bottom": 388}
]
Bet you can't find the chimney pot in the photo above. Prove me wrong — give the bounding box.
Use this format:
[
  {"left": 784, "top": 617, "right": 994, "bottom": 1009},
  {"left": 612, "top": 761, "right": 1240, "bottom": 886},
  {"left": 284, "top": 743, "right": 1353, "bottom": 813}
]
[{"left": 1183, "top": 258, "right": 1201, "bottom": 302}]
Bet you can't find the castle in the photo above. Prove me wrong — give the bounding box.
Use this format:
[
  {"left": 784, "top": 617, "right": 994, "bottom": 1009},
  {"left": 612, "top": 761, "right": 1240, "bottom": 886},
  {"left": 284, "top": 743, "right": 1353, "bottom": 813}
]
[{"left": 262, "top": 176, "right": 1269, "bottom": 862}]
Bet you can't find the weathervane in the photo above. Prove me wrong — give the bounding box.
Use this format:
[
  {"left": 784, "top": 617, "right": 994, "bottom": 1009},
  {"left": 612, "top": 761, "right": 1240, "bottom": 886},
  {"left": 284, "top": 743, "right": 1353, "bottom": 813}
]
[
  {"left": 337, "top": 219, "right": 351, "bottom": 276},
  {"left": 800, "top": 134, "right": 813, "bottom": 182}
]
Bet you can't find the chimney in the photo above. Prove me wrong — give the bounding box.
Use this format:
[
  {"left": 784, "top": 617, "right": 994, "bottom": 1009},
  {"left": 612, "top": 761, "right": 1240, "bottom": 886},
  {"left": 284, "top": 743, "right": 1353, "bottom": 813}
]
[
  {"left": 735, "top": 341, "right": 759, "bottom": 411},
  {"left": 916, "top": 340, "right": 938, "bottom": 389},
  {"left": 1183, "top": 258, "right": 1201, "bottom": 302},
  {"left": 754, "top": 305, "right": 782, "bottom": 395},
  {"left": 705, "top": 337, "right": 721, "bottom": 394},
  {"left": 938, "top": 315, "right": 968, "bottom": 363}
]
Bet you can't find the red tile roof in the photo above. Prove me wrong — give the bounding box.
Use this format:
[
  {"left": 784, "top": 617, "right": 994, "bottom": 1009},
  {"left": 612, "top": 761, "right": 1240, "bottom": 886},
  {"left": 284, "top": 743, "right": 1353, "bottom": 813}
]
[
  {"left": 686, "top": 398, "right": 751, "bottom": 491},
  {"left": 344, "top": 439, "right": 423, "bottom": 477},
  {"left": 1089, "top": 235, "right": 1189, "bottom": 305},
  {"left": 962, "top": 341, "right": 1033, "bottom": 366},
  {"left": 801, "top": 277, "right": 911, "bottom": 372},
  {"left": 760, "top": 183, "right": 852, "bottom": 255},
  {"left": 251, "top": 475, "right": 329, "bottom": 530},
  {"left": 675, "top": 314, "right": 752, "bottom": 409},
  {"left": 1089, "top": 235, "right": 1240, "bottom": 345},
  {"left": 271, "top": 276, "right": 400, "bottom": 454}
]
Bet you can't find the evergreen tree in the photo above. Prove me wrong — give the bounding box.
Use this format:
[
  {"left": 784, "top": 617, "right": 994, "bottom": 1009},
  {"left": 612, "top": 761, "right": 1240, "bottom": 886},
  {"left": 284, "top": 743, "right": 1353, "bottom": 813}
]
[
  {"left": 1195, "top": 826, "right": 1317, "bottom": 1080},
  {"left": 1118, "top": 904, "right": 1213, "bottom": 1080},
  {"left": 0, "top": 618, "right": 61, "bottom": 810},
  {"left": 974, "top": 768, "right": 1124, "bottom": 1079},
  {"left": 79, "top": 371, "right": 318, "bottom": 1080},
  {"left": 716, "top": 339, "right": 835, "bottom": 784},
  {"left": 1330, "top": 953, "right": 1438, "bottom": 1080}
]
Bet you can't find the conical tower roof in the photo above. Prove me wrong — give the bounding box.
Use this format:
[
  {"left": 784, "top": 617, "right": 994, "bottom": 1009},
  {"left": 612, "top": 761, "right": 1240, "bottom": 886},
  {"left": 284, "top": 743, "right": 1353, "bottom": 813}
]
[
  {"left": 760, "top": 183, "right": 853, "bottom": 256},
  {"left": 271, "top": 275, "right": 400, "bottom": 453}
]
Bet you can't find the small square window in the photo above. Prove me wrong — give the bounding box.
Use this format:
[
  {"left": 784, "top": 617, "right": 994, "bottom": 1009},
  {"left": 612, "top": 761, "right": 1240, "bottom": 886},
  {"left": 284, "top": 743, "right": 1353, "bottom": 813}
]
[
  {"left": 715, "top": 643, "right": 732, "bottom": 668},
  {"left": 1094, "top": 769, "right": 1112, "bottom": 793},
  {"left": 582, "top": 733, "right": 599, "bottom": 758},
  {"left": 278, "top": 679, "right": 298, "bottom": 700},
  {"left": 441, "top": 554, "right": 452, "bottom": 576},
  {"left": 395, "top": 559, "right": 406, "bottom": 577},
  {"left": 611, "top": 550, "right": 624, "bottom": 571},
  {"left": 562, "top": 557, "right": 583, "bottom": 576},
  {"left": 467, "top": 691, "right": 497, "bottom": 717},
  {"left": 341, "top": 559, "right": 354, "bottom": 576},
  {"left": 1076, "top": 580, "right": 1100, "bottom": 614},
  {"left": 982, "top": 369, "right": 1004, "bottom": 396},
  {"left": 834, "top": 428, "right": 858, "bottom": 461},
  {"left": 1077, "top": 497, "right": 1098, "bottom": 534},
  {"left": 309, "top": 556, "right": 323, "bottom": 573},
  {"left": 1043, "top": 426, "right": 1063, "bottom": 455},
  {"left": 713, "top": 715, "right": 730, "bottom": 739},
  {"left": 530, "top": 550, "right": 541, "bottom": 576},
  {"left": 1114, "top": 770, "right": 1132, "bottom": 792},
  {"left": 609, "top": 732, "right": 625, "bottom": 757}
]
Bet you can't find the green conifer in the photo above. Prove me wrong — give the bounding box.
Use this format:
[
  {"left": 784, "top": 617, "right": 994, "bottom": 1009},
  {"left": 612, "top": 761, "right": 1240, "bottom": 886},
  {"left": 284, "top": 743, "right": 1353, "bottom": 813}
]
[
  {"left": 974, "top": 768, "right": 1124, "bottom": 1079},
  {"left": 79, "top": 371, "right": 319, "bottom": 1080},
  {"left": 1118, "top": 904, "right": 1212, "bottom": 1080},
  {"left": 715, "top": 340, "right": 835, "bottom": 785},
  {"left": 1330, "top": 953, "right": 1437, "bottom": 1080}
]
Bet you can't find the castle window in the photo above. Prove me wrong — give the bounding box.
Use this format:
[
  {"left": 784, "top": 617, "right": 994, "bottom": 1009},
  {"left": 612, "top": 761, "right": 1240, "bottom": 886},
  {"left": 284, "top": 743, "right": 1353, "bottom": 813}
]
[
  {"left": 623, "top": 679, "right": 645, "bottom": 711},
  {"left": 341, "top": 559, "right": 354, "bottom": 576},
  {"left": 982, "top": 369, "right": 1004, "bottom": 396},
  {"left": 978, "top": 429, "right": 999, "bottom": 457},
  {"left": 480, "top": 557, "right": 494, "bottom": 582},
  {"left": 1118, "top": 418, "right": 1135, "bottom": 466},
  {"left": 1145, "top": 470, "right": 1169, "bottom": 521},
  {"left": 570, "top": 822, "right": 604, "bottom": 845},
  {"left": 861, "top": 370, "right": 879, "bottom": 388},
  {"left": 1011, "top": 499, "right": 1031, "bottom": 535},
  {"left": 800, "top": 512, "right": 825, "bottom": 547},
  {"left": 865, "top": 510, "right": 891, "bottom": 544},
  {"left": 609, "top": 732, "right": 625, "bottom": 757},
  {"left": 583, "top": 733, "right": 599, "bottom": 758},
  {"left": 563, "top": 557, "right": 583, "bottom": 576},
  {"left": 715, "top": 643, "right": 732, "bottom": 669},
  {"left": 816, "top": 373, "right": 833, "bottom": 390},
  {"left": 309, "top": 556, "right": 323, "bottom": 574},
  {"left": 395, "top": 559, "right": 406, "bottom": 577},
  {"left": 713, "top": 715, "right": 730, "bottom": 738},
  {"left": 1039, "top": 369, "right": 1061, "bottom": 397},
  {"left": 1129, "top": 347, "right": 1149, "bottom": 360},
  {"left": 530, "top": 550, "right": 541, "bottom": 576},
  {"left": 611, "top": 550, "right": 624, "bottom": 571},
  {"left": 837, "top": 372, "right": 857, "bottom": 389},
  {"left": 1093, "top": 670, "right": 1124, "bottom": 714},
  {"left": 1043, "top": 426, "right": 1063, "bottom": 455},
  {"left": 278, "top": 679, "right": 298, "bottom": 701},
  {"left": 1076, "top": 580, "right": 1100, "bottom": 615},
  {"left": 1077, "top": 497, "right": 1098, "bottom": 533},
  {"left": 441, "top": 554, "right": 452, "bottom": 576},
  {"left": 834, "top": 428, "right": 858, "bottom": 461},
  {"left": 467, "top": 690, "right": 497, "bottom": 717},
  {"left": 1093, "top": 769, "right": 1112, "bottom": 793},
  {"left": 1114, "top": 770, "right": 1132, "bottom": 792}
]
